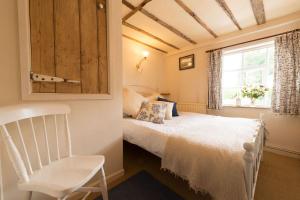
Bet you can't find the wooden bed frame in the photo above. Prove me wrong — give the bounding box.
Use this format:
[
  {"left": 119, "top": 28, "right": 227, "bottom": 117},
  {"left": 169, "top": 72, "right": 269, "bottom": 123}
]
[{"left": 125, "top": 85, "right": 264, "bottom": 200}]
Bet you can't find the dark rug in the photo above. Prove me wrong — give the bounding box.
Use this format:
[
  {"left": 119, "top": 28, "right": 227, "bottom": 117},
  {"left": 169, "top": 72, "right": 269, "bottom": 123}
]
[{"left": 95, "top": 170, "right": 184, "bottom": 200}]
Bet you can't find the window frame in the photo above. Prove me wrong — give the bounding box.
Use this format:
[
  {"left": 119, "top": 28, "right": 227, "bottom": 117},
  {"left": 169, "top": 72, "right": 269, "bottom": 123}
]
[{"left": 221, "top": 41, "right": 275, "bottom": 108}]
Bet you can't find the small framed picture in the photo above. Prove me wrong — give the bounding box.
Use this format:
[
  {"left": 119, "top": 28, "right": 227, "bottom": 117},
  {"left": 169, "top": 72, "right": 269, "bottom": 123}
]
[{"left": 179, "top": 54, "right": 194, "bottom": 70}]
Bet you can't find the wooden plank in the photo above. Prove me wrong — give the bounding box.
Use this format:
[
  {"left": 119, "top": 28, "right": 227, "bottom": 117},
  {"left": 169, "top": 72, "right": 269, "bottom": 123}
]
[
  {"left": 122, "top": 0, "right": 196, "bottom": 45},
  {"left": 122, "top": 0, "right": 152, "bottom": 22},
  {"left": 174, "top": 0, "right": 217, "bottom": 38},
  {"left": 123, "top": 34, "right": 167, "bottom": 53},
  {"left": 123, "top": 22, "right": 180, "bottom": 50},
  {"left": 250, "top": 0, "right": 266, "bottom": 25},
  {"left": 54, "top": 0, "right": 81, "bottom": 93},
  {"left": 97, "top": 0, "right": 108, "bottom": 93},
  {"left": 29, "top": 0, "right": 55, "bottom": 93},
  {"left": 215, "top": 0, "right": 242, "bottom": 30},
  {"left": 79, "top": 0, "right": 99, "bottom": 93}
]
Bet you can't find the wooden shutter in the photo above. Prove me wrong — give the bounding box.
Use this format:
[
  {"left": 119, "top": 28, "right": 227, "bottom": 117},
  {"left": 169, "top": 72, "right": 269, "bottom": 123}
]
[{"left": 29, "top": 0, "right": 108, "bottom": 94}]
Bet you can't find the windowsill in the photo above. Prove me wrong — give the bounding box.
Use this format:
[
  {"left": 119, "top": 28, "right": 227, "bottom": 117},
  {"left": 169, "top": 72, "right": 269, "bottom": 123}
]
[{"left": 222, "top": 105, "right": 271, "bottom": 109}]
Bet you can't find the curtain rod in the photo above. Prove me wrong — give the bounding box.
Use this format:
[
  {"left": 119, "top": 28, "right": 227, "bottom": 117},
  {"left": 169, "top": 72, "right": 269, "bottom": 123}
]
[{"left": 205, "top": 29, "right": 299, "bottom": 53}]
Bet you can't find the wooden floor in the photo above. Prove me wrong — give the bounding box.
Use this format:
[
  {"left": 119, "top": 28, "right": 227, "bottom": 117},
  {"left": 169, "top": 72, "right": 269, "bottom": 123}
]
[{"left": 91, "top": 141, "right": 300, "bottom": 200}]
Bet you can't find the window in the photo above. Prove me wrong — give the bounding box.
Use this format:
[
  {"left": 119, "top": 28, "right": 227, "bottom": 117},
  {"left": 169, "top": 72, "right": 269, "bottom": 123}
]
[{"left": 222, "top": 41, "right": 274, "bottom": 107}]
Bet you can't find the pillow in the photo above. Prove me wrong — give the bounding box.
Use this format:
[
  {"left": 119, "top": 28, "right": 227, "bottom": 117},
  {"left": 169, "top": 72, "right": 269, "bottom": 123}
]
[
  {"left": 157, "top": 97, "right": 179, "bottom": 117},
  {"left": 136, "top": 102, "right": 167, "bottom": 124},
  {"left": 123, "top": 88, "right": 148, "bottom": 118},
  {"left": 153, "top": 101, "right": 173, "bottom": 120}
]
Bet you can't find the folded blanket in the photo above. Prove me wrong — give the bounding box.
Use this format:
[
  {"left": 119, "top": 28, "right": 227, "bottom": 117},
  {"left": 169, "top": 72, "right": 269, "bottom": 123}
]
[{"left": 161, "top": 115, "right": 260, "bottom": 200}]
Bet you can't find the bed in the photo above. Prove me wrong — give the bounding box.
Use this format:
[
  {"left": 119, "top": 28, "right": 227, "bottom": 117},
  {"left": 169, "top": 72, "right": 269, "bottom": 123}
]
[{"left": 123, "top": 86, "right": 264, "bottom": 200}]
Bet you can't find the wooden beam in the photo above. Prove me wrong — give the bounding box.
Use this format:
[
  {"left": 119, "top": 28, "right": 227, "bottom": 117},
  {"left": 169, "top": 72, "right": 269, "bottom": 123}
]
[
  {"left": 122, "top": 0, "right": 196, "bottom": 44},
  {"left": 250, "top": 0, "right": 266, "bottom": 25},
  {"left": 122, "top": 0, "right": 152, "bottom": 22},
  {"left": 123, "top": 22, "right": 180, "bottom": 50},
  {"left": 174, "top": 0, "right": 217, "bottom": 38},
  {"left": 215, "top": 0, "right": 242, "bottom": 30},
  {"left": 122, "top": 34, "right": 167, "bottom": 53}
]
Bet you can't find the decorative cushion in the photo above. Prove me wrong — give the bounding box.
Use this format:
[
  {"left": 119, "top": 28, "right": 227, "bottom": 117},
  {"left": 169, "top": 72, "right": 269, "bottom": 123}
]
[
  {"left": 123, "top": 88, "right": 148, "bottom": 118},
  {"left": 161, "top": 101, "right": 174, "bottom": 120},
  {"left": 157, "top": 97, "right": 179, "bottom": 117},
  {"left": 136, "top": 102, "right": 167, "bottom": 124}
]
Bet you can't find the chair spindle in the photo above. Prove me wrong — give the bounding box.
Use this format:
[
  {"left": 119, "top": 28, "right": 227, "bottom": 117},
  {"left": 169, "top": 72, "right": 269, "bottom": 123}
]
[
  {"left": 54, "top": 115, "right": 61, "bottom": 160},
  {"left": 42, "top": 116, "right": 51, "bottom": 164},
  {"left": 16, "top": 121, "right": 33, "bottom": 175},
  {"left": 64, "top": 114, "right": 72, "bottom": 157},
  {"left": 29, "top": 118, "right": 43, "bottom": 169}
]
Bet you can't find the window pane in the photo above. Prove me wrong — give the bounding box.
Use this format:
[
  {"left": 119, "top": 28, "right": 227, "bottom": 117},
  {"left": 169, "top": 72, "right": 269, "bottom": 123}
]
[
  {"left": 268, "top": 47, "right": 275, "bottom": 66},
  {"left": 222, "top": 71, "right": 241, "bottom": 87},
  {"left": 223, "top": 53, "right": 242, "bottom": 71},
  {"left": 243, "top": 48, "right": 267, "bottom": 68},
  {"left": 222, "top": 88, "right": 239, "bottom": 105},
  {"left": 245, "top": 69, "right": 263, "bottom": 86}
]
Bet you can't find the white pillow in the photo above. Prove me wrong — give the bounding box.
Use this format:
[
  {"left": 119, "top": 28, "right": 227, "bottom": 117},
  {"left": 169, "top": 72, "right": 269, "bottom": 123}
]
[
  {"left": 164, "top": 102, "right": 174, "bottom": 120},
  {"left": 123, "top": 88, "right": 148, "bottom": 118},
  {"left": 153, "top": 101, "right": 173, "bottom": 120}
]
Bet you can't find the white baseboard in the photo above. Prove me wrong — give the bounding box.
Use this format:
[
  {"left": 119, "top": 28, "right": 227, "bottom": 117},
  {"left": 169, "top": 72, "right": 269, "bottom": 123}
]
[
  {"left": 265, "top": 145, "right": 300, "bottom": 159},
  {"left": 106, "top": 169, "right": 125, "bottom": 184}
]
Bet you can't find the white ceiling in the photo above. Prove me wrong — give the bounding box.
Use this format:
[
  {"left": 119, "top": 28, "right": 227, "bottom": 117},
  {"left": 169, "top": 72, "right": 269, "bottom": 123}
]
[{"left": 122, "top": 0, "right": 300, "bottom": 53}]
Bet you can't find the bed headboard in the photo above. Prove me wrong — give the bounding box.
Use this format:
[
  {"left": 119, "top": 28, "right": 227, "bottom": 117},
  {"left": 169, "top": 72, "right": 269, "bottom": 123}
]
[
  {"left": 177, "top": 102, "right": 207, "bottom": 114},
  {"left": 125, "top": 85, "right": 207, "bottom": 114},
  {"left": 126, "top": 85, "right": 158, "bottom": 96}
]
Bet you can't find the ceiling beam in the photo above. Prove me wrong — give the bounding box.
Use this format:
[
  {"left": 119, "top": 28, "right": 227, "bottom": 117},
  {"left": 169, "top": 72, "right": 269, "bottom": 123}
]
[
  {"left": 174, "top": 0, "right": 217, "bottom": 38},
  {"left": 122, "top": 0, "right": 197, "bottom": 44},
  {"left": 215, "top": 0, "right": 242, "bottom": 30},
  {"left": 122, "top": 34, "right": 167, "bottom": 53},
  {"left": 123, "top": 22, "right": 180, "bottom": 50},
  {"left": 250, "top": 0, "right": 266, "bottom": 25},
  {"left": 122, "top": 0, "right": 152, "bottom": 22}
]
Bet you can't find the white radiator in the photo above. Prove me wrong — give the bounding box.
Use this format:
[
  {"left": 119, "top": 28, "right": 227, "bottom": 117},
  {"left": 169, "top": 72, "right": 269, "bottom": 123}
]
[{"left": 177, "top": 102, "right": 207, "bottom": 114}]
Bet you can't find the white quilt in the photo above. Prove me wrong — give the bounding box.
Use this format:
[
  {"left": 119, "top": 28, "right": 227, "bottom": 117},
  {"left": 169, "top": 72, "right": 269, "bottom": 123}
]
[{"left": 123, "top": 112, "right": 261, "bottom": 200}]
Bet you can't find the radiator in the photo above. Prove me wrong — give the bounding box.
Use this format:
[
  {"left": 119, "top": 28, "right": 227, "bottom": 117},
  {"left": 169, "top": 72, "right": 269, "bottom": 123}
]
[{"left": 177, "top": 102, "right": 207, "bottom": 114}]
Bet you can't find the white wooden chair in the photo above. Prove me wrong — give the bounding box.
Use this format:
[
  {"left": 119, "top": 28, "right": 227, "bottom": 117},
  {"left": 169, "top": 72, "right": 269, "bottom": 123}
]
[{"left": 0, "top": 104, "right": 108, "bottom": 200}]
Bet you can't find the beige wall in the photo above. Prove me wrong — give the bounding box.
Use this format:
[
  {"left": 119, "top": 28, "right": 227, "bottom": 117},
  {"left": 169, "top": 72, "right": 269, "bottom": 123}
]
[
  {"left": 123, "top": 37, "right": 166, "bottom": 91},
  {"left": 0, "top": 0, "right": 123, "bottom": 199},
  {"left": 165, "top": 19, "right": 300, "bottom": 155}
]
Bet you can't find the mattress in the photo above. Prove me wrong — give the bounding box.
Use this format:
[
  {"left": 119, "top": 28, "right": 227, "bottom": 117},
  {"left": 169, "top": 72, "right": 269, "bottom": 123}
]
[{"left": 123, "top": 112, "right": 261, "bottom": 158}]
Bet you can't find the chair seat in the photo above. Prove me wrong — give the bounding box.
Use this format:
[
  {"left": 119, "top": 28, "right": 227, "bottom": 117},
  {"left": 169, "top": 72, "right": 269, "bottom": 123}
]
[{"left": 18, "top": 155, "right": 105, "bottom": 198}]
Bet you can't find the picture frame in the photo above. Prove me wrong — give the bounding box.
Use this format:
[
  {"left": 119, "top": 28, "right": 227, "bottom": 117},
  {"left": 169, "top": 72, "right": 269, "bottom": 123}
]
[{"left": 179, "top": 54, "right": 194, "bottom": 70}]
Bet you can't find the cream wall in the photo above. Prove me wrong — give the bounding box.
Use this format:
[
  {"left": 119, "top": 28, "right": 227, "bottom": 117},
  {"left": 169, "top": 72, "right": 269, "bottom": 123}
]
[
  {"left": 123, "top": 37, "right": 166, "bottom": 91},
  {"left": 0, "top": 0, "right": 123, "bottom": 199},
  {"left": 164, "top": 16, "right": 300, "bottom": 155}
]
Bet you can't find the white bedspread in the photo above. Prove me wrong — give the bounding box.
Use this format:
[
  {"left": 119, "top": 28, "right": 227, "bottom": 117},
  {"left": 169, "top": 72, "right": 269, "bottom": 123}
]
[{"left": 123, "top": 112, "right": 261, "bottom": 200}]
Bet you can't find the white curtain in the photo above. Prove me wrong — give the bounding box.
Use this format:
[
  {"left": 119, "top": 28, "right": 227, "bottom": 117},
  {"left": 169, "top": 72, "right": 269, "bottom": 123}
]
[
  {"left": 272, "top": 30, "right": 300, "bottom": 115},
  {"left": 208, "top": 50, "right": 223, "bottom": 109}
]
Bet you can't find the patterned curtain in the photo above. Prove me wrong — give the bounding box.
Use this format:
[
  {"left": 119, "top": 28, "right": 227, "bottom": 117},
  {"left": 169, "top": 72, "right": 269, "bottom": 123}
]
[
  {"left": 272, "top": 30, "right": 300, "bottom": 115},
  {"left": 208, "top": 50, "right": 222, "bottom": 109}
]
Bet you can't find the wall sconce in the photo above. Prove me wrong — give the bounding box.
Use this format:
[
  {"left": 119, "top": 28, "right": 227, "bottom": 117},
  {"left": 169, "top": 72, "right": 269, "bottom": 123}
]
[{"left": 136, "top": 51, "right": 149, "bottom": 72}]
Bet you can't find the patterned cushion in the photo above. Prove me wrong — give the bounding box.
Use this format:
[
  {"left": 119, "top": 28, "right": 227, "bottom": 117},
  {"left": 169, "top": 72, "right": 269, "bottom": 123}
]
[
  {"left": 157, "top": 97, "right": 179, "bottom": 117},
  {"left": 136, "top": 102, "right": 167, "bottom": 124}
]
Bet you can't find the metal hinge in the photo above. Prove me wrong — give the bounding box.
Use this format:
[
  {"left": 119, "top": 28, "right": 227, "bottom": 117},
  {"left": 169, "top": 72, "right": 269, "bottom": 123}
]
[{"left": 30, "top": 72, "right": 80, "bottom": 84}]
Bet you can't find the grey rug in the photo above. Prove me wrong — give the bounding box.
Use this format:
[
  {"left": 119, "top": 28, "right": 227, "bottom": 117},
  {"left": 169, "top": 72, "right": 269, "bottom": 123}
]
[{"left": 96, "top": 170, "right": 184, "bottom": 200}]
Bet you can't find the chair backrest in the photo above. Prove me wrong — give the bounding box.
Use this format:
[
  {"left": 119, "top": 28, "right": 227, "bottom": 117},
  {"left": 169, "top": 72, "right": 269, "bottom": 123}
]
[{"left": 0, "top": 103, "right": 72, "bottom": 183}]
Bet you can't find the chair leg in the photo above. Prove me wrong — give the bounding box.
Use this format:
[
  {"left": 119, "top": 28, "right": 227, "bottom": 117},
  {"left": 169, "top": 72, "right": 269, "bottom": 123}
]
[
  {"left": 99, "top": 167, "right": 108, "bottom": 200},
  {"left": 29, "top": 191, "right": 32, "bottom": 200}
]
